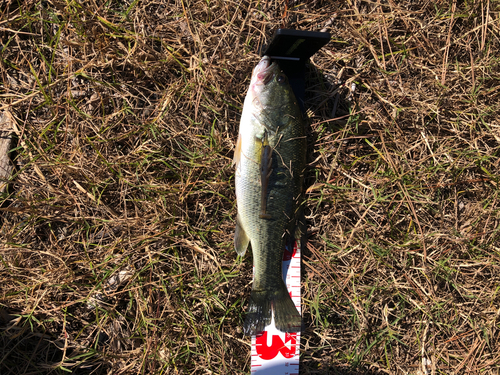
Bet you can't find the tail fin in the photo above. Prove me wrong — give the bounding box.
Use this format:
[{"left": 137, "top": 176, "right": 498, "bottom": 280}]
[{"left": 243, "top": 281, "right": 301, "bottom": 336}]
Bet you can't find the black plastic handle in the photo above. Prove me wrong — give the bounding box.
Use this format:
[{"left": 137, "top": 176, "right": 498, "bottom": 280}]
[{"left": 262, "top": 29, "right": 330, "bottom": 112}]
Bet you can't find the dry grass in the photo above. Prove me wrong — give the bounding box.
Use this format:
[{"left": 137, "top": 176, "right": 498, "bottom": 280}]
[{"left": 0, "top": 0, "right": 499, "bottom": 374}]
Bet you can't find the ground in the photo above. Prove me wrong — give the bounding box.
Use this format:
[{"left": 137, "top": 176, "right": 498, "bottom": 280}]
[{"left": 0, "top": 0, "right": 499, "bottom": 374}]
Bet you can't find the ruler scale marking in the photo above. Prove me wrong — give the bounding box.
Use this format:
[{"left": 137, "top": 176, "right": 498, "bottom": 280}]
[{"left": 251, "top": 241, "right": 301, "bottom": 374}]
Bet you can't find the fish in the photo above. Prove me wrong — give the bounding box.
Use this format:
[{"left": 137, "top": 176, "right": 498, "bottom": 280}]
[{"left": 233, "top": 55, "right": 306, "bottom": 336}]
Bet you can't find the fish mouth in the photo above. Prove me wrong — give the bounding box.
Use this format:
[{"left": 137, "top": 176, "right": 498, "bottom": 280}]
[{"left": 252, "top": 56, "right": 277, "bottom": 85}]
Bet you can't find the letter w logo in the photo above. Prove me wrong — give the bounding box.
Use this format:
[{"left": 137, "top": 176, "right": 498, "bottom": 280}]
[{"left": 255, "top": 332, "right": 297, "bottom": 360}]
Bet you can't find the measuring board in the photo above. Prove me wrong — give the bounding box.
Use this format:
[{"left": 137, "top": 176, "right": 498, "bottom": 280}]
[
  {"left": 247, "top": 29, "right": 328, "bottom": 374},
  {"left": 251, "top": 241, "right": 301, "bottom": 374}
]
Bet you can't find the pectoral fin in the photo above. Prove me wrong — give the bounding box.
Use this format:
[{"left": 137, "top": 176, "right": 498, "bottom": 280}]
[
  {"left": 234, "top": 217, "right": 250, "bottom": 256},
  {"left": 232, "top": 134, "right": 242, "bottom": 167}
]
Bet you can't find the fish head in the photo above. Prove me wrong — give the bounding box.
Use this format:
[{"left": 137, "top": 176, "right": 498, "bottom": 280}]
[
  {"left": 248, "top": 56, "right": 292, "bottom": 105},
  {"left": 246, "top": 56, "right": 297, "bottom": 132}
]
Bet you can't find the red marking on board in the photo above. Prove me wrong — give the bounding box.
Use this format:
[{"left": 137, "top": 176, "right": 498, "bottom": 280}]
[
  {"left": 255, "top": 332, "right": 297, "bottom": 360},
  {"left": 283, "top": 243, "right": 297, "bottom": 261}
]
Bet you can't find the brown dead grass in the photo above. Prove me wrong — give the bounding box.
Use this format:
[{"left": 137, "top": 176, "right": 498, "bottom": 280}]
[{"left": 0, "top": 0, "right": 499, "bottom": 374}]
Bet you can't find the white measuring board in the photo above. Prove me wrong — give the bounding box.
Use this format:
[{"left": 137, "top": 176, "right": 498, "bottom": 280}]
[{"left": 251, "top": 241, "right": 301, "bottom": 374}]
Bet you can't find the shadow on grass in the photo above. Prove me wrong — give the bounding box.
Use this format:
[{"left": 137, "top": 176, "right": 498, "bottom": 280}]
[
  {"left": 302, "top": 364, "right": 387, "bottom": 375},
  {"left": 297, "top": 62, "right": 379, "bottom": 375},
  {"left": 0, "top": 314, "right": 109, "bottom": 375}
]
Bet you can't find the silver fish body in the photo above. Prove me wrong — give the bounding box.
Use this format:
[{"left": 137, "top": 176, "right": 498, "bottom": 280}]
[{"left": 234, "top": 56, "right": 305, "bottom": 335}]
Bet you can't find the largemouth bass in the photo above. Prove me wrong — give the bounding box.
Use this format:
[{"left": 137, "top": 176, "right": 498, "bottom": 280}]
[{"left": 234, "top": 56, "right": 305, "bottom": 336}]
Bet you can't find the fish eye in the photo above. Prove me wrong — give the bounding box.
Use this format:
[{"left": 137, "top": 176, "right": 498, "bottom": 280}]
[{"left": 277, "top": 74, "right": 287, "bottom": 84}]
